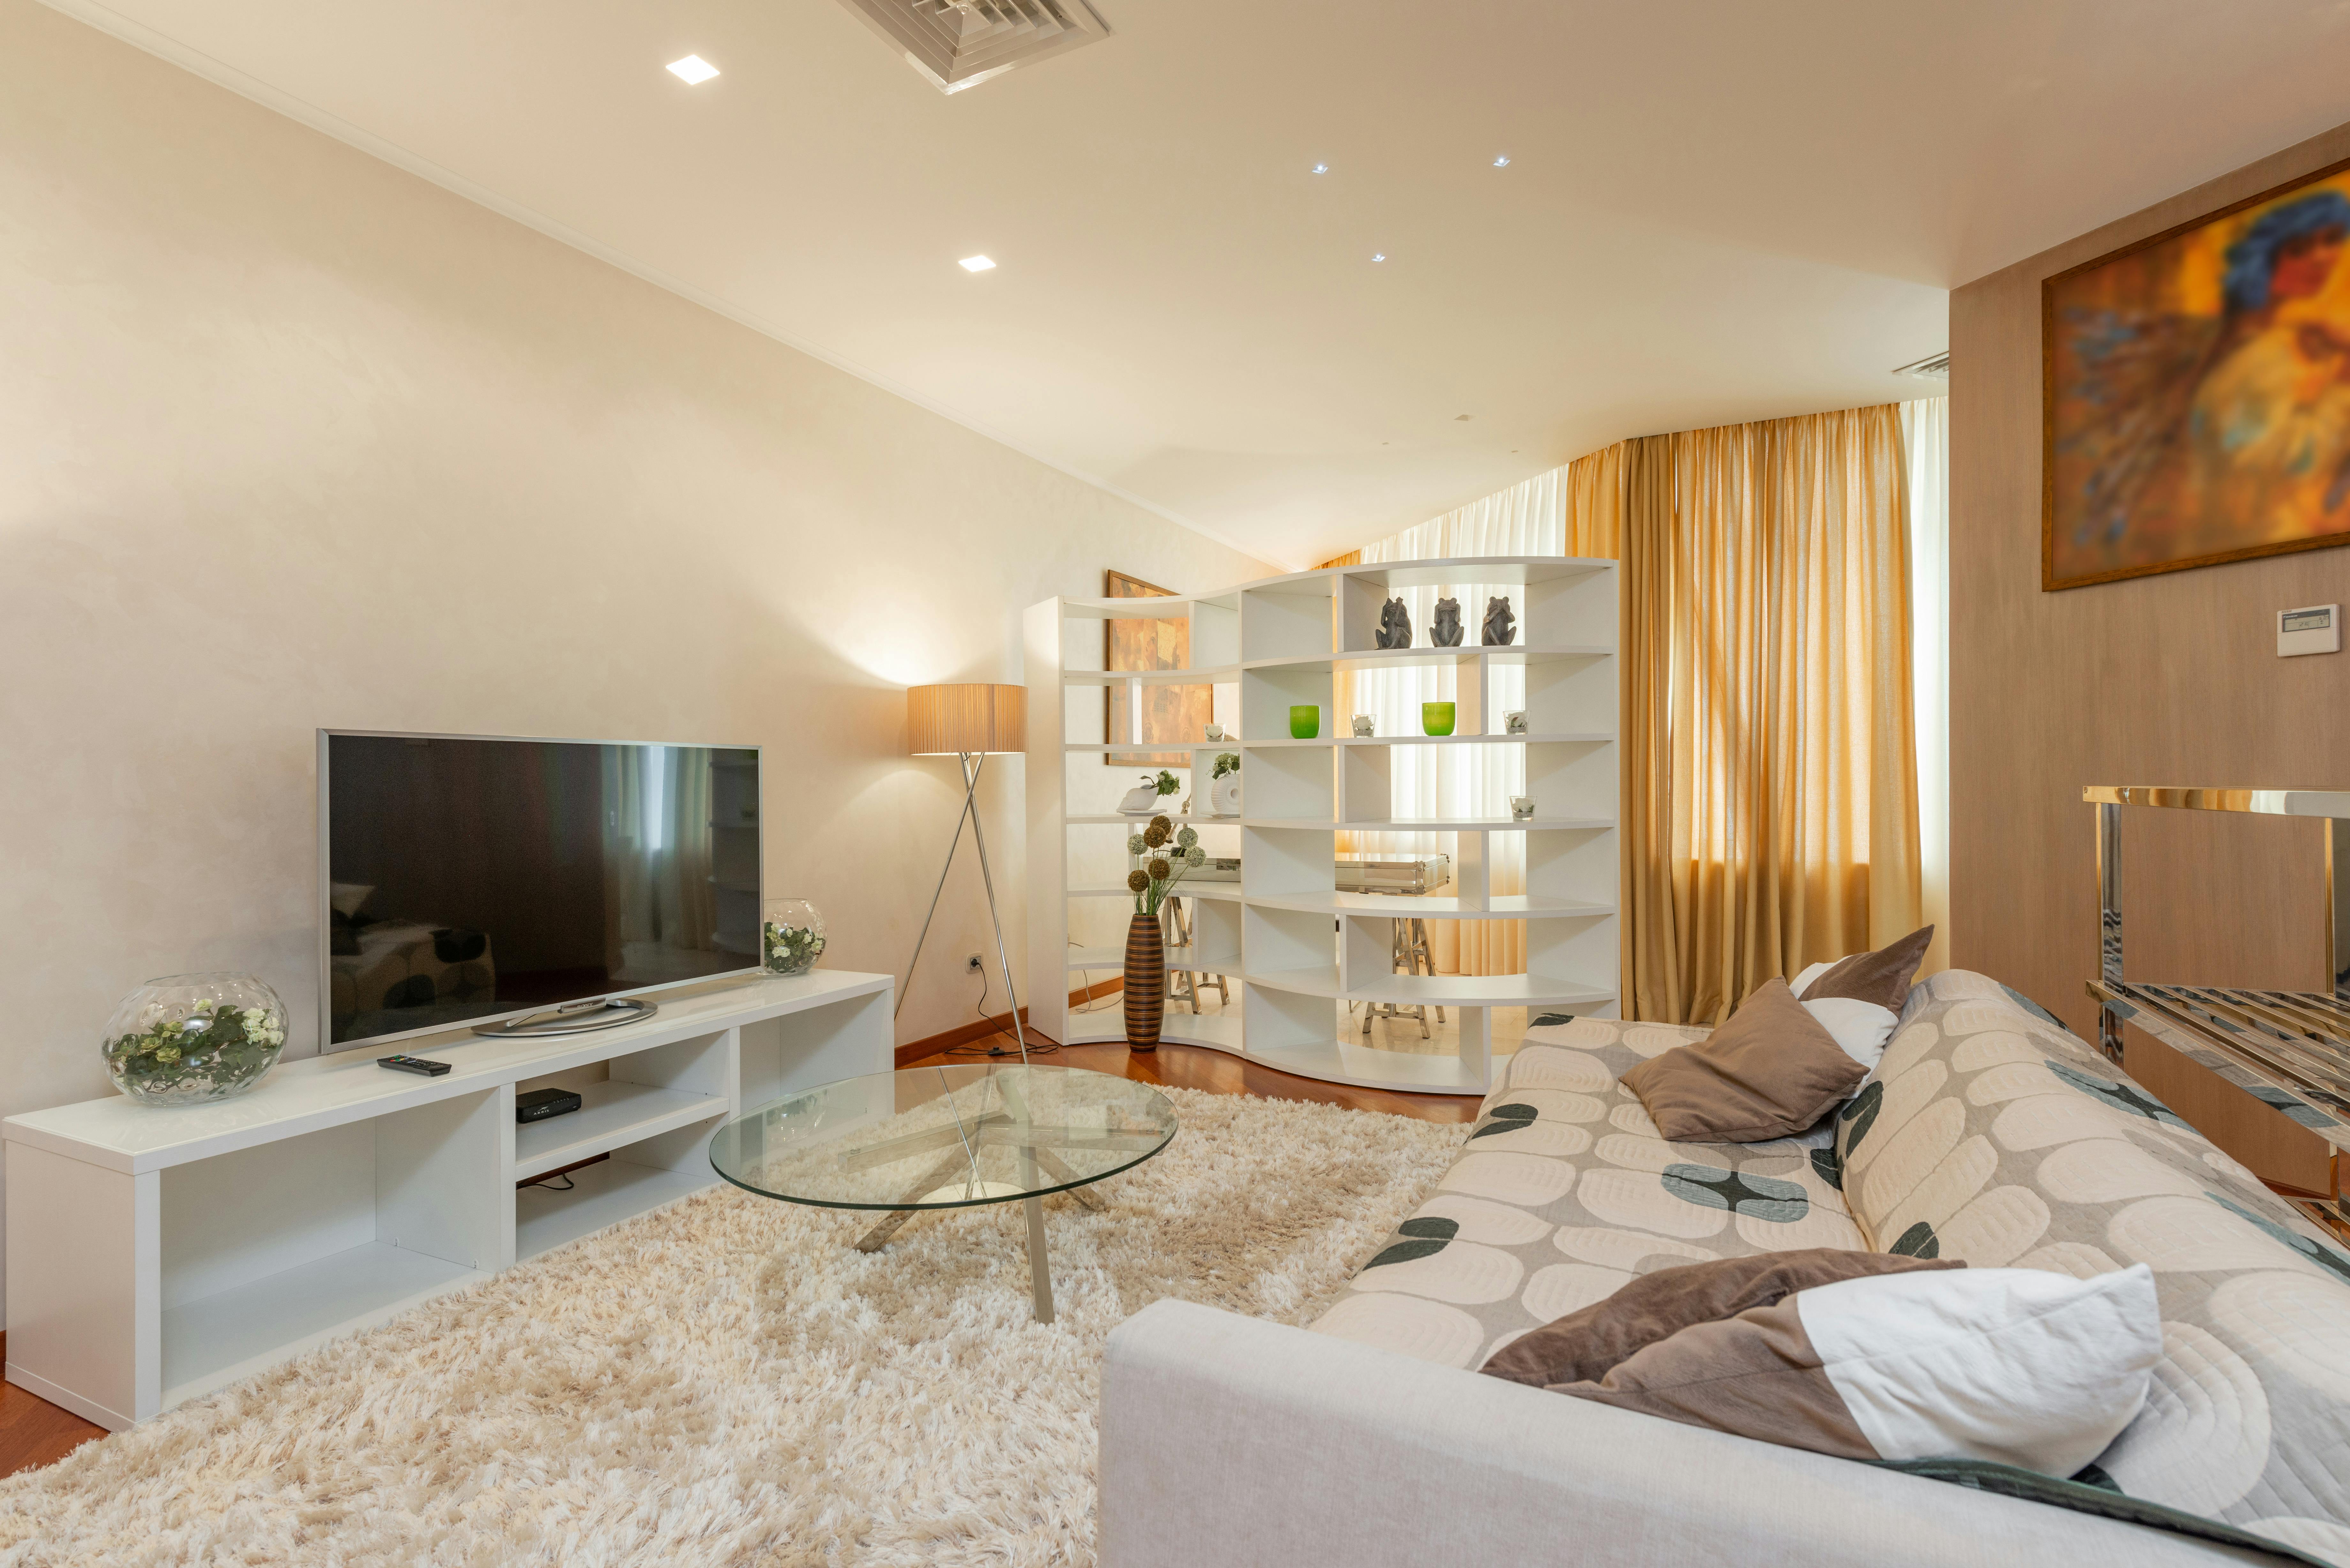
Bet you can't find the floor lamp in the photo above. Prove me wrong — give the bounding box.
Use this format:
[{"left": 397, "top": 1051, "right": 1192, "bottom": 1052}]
[{"left": 902, "top": 683, "right": 1033, "bottom": 1061}]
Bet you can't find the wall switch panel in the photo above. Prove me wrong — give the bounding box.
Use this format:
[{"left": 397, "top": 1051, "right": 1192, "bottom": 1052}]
[{"left": 2278, "top": 603, "right": 2340, "bottom": 658}]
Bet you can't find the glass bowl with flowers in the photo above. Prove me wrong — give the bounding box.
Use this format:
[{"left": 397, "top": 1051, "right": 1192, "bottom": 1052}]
[{"left": 102, "top": 972, "right": 289, "bottom": 1105}]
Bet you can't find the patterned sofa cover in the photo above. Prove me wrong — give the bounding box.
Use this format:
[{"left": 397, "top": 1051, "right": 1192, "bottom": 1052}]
[{"left": 1302, "top": 969, "right": 2350, "bottom": 1564}]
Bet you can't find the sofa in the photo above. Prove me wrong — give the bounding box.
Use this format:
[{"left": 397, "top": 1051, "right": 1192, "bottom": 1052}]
[{"left": 1100, "top": 969, "right": 2350, "bottom": 1566}]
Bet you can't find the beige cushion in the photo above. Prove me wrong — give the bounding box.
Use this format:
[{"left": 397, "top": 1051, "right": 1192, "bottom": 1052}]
[
  {"left": 1799, "top": 925, "right": 1934, "bottom": 1011},
  {"left": 1622, "top": 978, "right": 1867, "bottom": 1142}
]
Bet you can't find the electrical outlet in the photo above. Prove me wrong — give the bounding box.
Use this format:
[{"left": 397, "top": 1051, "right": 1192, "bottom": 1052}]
[{"left": 966, "top": 954, "right": 983, "bottom": 973}]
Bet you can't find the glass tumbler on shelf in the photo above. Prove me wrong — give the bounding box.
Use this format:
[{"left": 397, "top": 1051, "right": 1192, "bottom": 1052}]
[
  {"left": 101, "top": 972, "right": 288, "bottom": 1105},
  {"left": 762, "top": 898, "right": 828, "bottom": 976}
]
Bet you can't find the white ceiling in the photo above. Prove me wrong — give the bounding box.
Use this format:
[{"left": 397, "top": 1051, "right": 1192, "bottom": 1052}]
[{"left": 49, "top": 0, "right": 2350, "bottom": 566}]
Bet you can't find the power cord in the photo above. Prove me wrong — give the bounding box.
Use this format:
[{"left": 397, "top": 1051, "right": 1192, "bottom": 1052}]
[{"left": 943, "top": 953, "right": 1061, "bottom": 1058}]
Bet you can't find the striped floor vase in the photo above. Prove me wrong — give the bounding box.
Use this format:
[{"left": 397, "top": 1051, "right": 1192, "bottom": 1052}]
[{"left": 1123, "top": 911, "right": 1165, "bottom": 1051}]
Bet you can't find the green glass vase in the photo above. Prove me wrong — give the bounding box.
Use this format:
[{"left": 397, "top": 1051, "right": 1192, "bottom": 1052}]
[
  {"left": 1289, "top": 705, "right": 1320, "bottom": 739},
  {"left": 1421, "top": 701, "right": 1457, "bottom": 736}
]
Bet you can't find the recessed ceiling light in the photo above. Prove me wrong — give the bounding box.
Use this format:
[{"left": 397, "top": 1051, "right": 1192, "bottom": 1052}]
[
  {"left": 667, "top": 55, "right": 720, "bottom": 85},
  {"left": 1311, "top": 162, "right": 1329, "bottom": 175},
  {"left": 959, "top": 255, "right": 997, "bottom": 273},
  {"left": 1455, "top": 414, "right": 1473, "bottom": 421},
  {"left": 1492, "top": 155, "right": 1511, "bottom": 168},
  {"left": 1371, "top": 253, "right": 1386, "bottom": 263}
]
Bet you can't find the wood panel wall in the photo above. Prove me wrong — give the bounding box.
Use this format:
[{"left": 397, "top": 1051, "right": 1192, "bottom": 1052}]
[{"left": 1952, "top": 122, "right": 2350, "bottom": 1041}]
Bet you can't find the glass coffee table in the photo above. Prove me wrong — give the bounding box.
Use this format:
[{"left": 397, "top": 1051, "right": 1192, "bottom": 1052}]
[{"left": 708, "top": 1064, "right": 1178, "bottom": 1322}]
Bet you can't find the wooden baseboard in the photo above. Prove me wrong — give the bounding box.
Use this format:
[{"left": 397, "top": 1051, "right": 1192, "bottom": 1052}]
[{"left": 894, "top": 977, "right": 1120, "bottom": 1067}]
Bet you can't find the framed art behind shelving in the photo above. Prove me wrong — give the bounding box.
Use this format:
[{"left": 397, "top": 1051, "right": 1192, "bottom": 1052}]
[
  {"left": 1103, "top": 569, "right": 1209, "bottom": 769},
  {"left": 2045, "top": 155, "right": 2350, "bottom": 590}
]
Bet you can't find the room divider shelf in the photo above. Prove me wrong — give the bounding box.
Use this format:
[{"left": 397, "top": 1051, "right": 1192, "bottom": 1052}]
[
  {"left": 1239, "top": 644, "right": 1613, "bottom": 674},
  {"left": 1026, "top": 554, "right": 1621, "bottom": 1096},
  {"left": 1068, "top": 883, "right": 1245, "bottom": 901},
  {"left": 1244, "top": 966, "right": 1617, "bottom": 1008}
]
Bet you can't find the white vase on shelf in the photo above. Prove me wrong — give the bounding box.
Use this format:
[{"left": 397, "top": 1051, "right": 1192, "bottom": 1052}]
[{"left": 1209, "top": 774, "right": 1241, "bottom": 818}]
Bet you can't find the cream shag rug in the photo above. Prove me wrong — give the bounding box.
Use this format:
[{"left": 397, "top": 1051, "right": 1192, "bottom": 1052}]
[{"left": 0, "top": 1086, "right": 1460, "bottom": 1566}]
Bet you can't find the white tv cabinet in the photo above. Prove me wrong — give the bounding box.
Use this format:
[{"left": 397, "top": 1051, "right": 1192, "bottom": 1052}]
[
  {"left": 1024, "top": 556, "right": 1619, "bottom": 1097},
  {"left": 4, "top": 970, "right": 891, "bottom": 1430}
]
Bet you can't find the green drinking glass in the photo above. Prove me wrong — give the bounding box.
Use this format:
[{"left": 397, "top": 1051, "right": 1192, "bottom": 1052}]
[
  {"left": 1289, "top": 705, "right": 1321, "bottom": 739},
  {"left": 1421, "top": 701, "right": 1457, "bottom": 736}
]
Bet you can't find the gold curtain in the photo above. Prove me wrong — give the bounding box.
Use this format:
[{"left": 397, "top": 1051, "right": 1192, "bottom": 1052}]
[{"left": 1623, "top": 407, "right": 1921, "bottom": 1024}]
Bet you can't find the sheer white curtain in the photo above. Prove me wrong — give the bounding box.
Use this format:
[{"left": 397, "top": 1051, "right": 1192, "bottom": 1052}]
[
  {"left": 1899, "top": 396, "right": 1951, "bottom": 974},
  {"left": 1342, "top": 474, "right": 1582, "bottom": 974}
]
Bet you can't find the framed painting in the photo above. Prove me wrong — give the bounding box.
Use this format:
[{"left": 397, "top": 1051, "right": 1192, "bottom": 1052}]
[
  {"left": 1103, "top": 570, "right": 1210, "bottom": 769},
  {"left": 2045, "top": 157, "right": 2350, "bottom": 590}
]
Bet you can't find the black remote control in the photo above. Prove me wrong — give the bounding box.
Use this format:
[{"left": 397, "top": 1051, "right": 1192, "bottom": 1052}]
[{"left": 378, "top": 1055, "right": 452, "bottom": 1077}]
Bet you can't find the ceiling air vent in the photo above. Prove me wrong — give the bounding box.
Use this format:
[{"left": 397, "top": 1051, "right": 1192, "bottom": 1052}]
[
  {"left": 834, "top": 0, "right": 1111, "bottom": 94},
  {"left": 1894, "top": 351, "right": 1950, "bottom": 380}
]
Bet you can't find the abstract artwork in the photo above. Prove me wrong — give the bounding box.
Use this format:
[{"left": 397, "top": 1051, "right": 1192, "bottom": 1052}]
[
  {"left": 1104, "top": 570, "right": 1210, "bottom": 769},
  {"left": 2046, "top": 159, "right": 2350, "bottom": 589}
]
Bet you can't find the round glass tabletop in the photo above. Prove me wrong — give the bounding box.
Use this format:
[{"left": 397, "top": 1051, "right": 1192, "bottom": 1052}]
[{"left": 708, "top": 1063, "right": 1179, "bottom": 1211}]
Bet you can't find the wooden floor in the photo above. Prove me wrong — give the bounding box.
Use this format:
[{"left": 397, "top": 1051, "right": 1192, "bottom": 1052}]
[
  {"left": 0, "top": 1334, "right": 104, "bottom": 1479},
  {"left": 905, "top": 1031, "right": 1483, "bottom": 1126},
  {"left": 0, "top": 1030, "right": 1474, "bottom": 1481}
]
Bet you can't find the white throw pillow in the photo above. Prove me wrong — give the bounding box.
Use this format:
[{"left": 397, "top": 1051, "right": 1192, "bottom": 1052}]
[
  {"left": 1791, "top": 959, "right": 1838, "bottom": 996},
  {"left": 1797, "top": 1263, "right": 2162, "bottom": 1477},
  {"left": 1801, "top": 997, "right": 1899, "bottom": 1070}
]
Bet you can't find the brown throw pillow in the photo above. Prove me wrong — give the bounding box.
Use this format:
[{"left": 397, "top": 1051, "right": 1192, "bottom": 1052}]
[
  {"left": 1798, "top": 925, "right": 1934, "bottom": 1011},
  {"left": 1619, "top": 977, "right": 1866, "bottom": 1142},
  {"left": 1479, "top": 1252, "right": 2164, "bottom": 1479},
  {"left": 1480, "top": 1248, "right": 1960, "bottom": 1390}
]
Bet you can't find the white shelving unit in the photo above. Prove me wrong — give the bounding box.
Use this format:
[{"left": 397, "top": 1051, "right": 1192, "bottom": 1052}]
[
  {"left": 1025, "top": 556, "right": 1618, "bottom": 1097},
  {"left": 4, "top": 970, "right": 891, "bottom": 1430}
]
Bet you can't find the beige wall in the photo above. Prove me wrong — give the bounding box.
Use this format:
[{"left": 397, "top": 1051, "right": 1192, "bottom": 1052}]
[
  {"left": 0, "top": 0, "right": 1270, "bottom": 1303},
  {"left": 1951, "top": 122, "right": 2350, "bottom": 1039}
]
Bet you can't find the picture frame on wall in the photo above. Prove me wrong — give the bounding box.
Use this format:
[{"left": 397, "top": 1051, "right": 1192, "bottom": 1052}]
[
  {"left": 1103, "top": 570, "right": 1210, "bottom": 769},
  {"left": 2044, "top": 155, "right": 2350, "bottom": 590}
]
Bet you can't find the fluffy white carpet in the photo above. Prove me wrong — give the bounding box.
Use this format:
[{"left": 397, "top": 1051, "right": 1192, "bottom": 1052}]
[{"left": 0, "top": 1085, "right": 1460, "bottom": 1566}]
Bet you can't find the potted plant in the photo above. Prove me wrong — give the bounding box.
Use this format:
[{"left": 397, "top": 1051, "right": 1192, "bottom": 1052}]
[
  {"left": 1118, "top": 769, "right": 1181, "bottom": 816},
  {"left": 1123, "top": 816, "right": 1205, "bottom": 1051},
  {"left": 1209, "top": 752, "right": 1241, "bottom": 818}
]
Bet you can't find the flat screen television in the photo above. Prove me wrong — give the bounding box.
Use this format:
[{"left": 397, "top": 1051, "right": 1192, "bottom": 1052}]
[{"left": 319, "top": 731, "right": 762, "bottom": 1051}]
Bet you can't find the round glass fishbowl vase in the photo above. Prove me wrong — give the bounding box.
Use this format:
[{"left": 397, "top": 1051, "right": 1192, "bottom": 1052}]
[
  {"left": 762, "top": 899, "right": 828, "bottom": 976},
  {"left": 102, "top": 972, "right": 288, "bottom": 1106}
]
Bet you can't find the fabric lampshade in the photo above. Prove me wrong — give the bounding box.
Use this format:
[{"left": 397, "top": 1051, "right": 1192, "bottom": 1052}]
[{"left": 906, "top": 683, "right": 1026, "bottom": 756}]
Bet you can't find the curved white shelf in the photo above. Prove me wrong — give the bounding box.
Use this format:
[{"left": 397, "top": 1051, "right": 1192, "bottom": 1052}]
[
  {"left": 1027, "top": 553, "right": 1620, "bottom": 1098},
  {"left": 1068, "top": 883, "right": 1244, "bottom": 901},
  {"left": 1246, "top": 966, "right": 1617, "bottom": 1008},
  {"left": 1242, "top": 891, "right": 1611, "bottom": 920},
  {"left": 1239, "top": 732, "right": 1608, "bottom": 748},
  {"left": 1242, "top": 817, "right": 1613, "bottom": 832},
  {"left": 1067, "top": 813, "right": 1233, "bottom": 826},
  {"left": 1239, "top": 644, "right": 1611, "bottom": 674}
]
